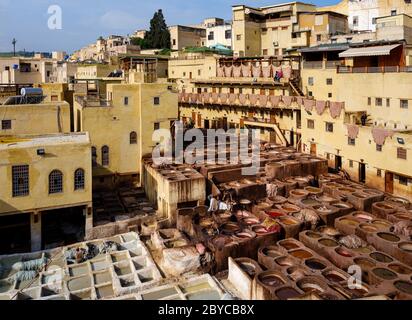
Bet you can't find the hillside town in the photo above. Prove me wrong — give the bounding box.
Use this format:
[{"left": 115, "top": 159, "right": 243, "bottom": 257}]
[{"left": 0, "top": 0, "right": 412, "bottom": 301}]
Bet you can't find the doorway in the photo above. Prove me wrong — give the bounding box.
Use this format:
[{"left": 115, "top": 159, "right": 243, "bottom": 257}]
[
  {"left": 0, "top": 213, "right": 31, "bottom": 254},
  {"left": 335, "top": 155, "right": 342, "bottom": 170},
  {"left": 310, "top": 143, "right": 316, "bottom": 156},
  {"left": 385, "top": 171, "right": 394, "bottom": 194},
  {"left": 204, "top": 119, "right": 210, "bottom": 129},
  {"left": 359, "top": 163, "right": 366, "bottom": 183}
]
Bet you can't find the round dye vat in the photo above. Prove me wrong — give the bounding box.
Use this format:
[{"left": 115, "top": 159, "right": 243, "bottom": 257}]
[
  {"left": 278, "top": 217, "right": 299, "bottom": 225},
  {"left": 372, "top": 268, "right": 397, "bottom": 280},
  {"left": 399, "top": 242, "right": 412, "bottom": 252},
  {"left": 352, "top": 247, "right": 372, "bottom": 254},
  {"left": 259, "top": 274, "right": 285, "bottom": 287},
  {"left": 279, "top": 240, "right": 300, "bottom": 251},
  {"left": 305, "top": 231, "right": 322, "bottom": 239},
  {"left": 375, "top": 202, "right": 395, "bottom": 210},
  {"left": 297, "top": 279, "right": 326, "bottom": 294},
  {"left": 314, "top": 206, "right": 332, "bottom": 214},
  {"left": 323, "top": 271, "right": 347, "bottom": 283},
  {"left": 337, "top": 187, "right": 356, "bottom": 194},
  {"left": 304, "top": 187, "right": 322, "bottom": 194},
  {"left": 388, "top": 264, "right": 412, "bottom": 275},
  {"left": 335, "top": 247, "right": 353, "bottom": 258},
  {"left": 318, "top": 238, "right": 339, "bottom": 247},
  {"left": 372, "top": 220, "right": 392, "bottom": 230},
  {"left": 261, "top": 247, "right": 282, "bottom": 258},
  {"left": 338, "top": 218, "right": 359, "bottom": 226},
  {"left": 279, "top": 204, "right": 300, "bottom": 214},
  {"left": 353, "top": 257, "right": 376, "bottom": 269},
  {"left": 301, "top": 199, "right": 321, "bottom": 207},
  {"left": 220, "top": 222, "right": 240, "bottom": 235},
  {"left": 238, "top": 262, "right": 259, "bottom": 277},
  {"left": 359, "top": 224, "right": 378, "bottom": 233},
  {"left": 234, "top": 230, "right": 256, "bottom": 241},
  {"left": 394, "top": 281, "right": 412, "bottom": 295},
  {"left": 289, "top": 249, "right": 313, "bottom": 259},
  {"left": 305, "top": 259, "right": 326, "bottom": 270},
  {"left": 353, "top": 212, "right": 374, "bottom": 222},
  {"left": 275, "top": 287, "right": 301, "bottom": 300},
  {"left": 286, "top": 266, "right": 306, "bottom": 278},
  {"left": 241, "top": 217, "right": 260, "bottom": 226},
  {"left": 377, "top": 232, "right": 400, "bottom": 243},
  {"left": 317, "top": 226, "right": 341, "bottom": 237},
  {"left": 393, "top": 213, "right": 412, "bottom": 221},
  {"left": 370, "top": 252, "right": 393, "bottom": 263},
  {"left": 275, "top": 257, "right": 295, "bottom": 267}
]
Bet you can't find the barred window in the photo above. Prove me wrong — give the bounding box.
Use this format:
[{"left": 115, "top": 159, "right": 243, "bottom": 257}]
[
  {"left": 74, "top": 168, "right": 85, "bottom": 190},
  {"left": 49, "top": 170, "right": 63, "bottom": 194},
  {"left": 376, "top": 144, "right": 382, "bottom": 152},
  {"left": 12, "top": 165, "right": 29, "bottom": 197},
  {"left": 397, "top": 147, "right": 407, "bottom": 160},
  {"left": 1, "top": 120, "right": 11, "bottom": 130},
  {"left": 130, "top": 131, "right": 137, "bottom": 144},
  {"left": 307, "top": 119, "right": 315, "bottom": 129},
  {"left": 348, "top": 137, "right": 356, "bottom": 145},
  {"left": 325, "top": 122, "right": 334, "bottom": 132},
  {"left": 102, "top": 146, "right": 109, "bottom": 166}
]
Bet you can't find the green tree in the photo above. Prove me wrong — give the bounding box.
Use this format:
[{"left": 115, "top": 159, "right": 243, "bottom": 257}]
[
  {"left": 144, "top": 9, "right": 171, "bottom": 49},
  {"left": 130, "top": 37, "right": 149, "bottom": 49}
]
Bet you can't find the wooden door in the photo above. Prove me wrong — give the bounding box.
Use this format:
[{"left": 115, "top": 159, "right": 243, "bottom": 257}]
[
  {"left": 310, "top": 143, "right": 316, "bottom": 156},
  {"left": 197, "top": 113, "right": 202, "bottom": 127},
  {"left": 385, "top": 172, "right": 394, "bottom": 194}
]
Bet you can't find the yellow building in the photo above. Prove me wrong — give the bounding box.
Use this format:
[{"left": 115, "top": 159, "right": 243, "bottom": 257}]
[
  {"left": 169, "top": 25, "right": 206, "bottom": 51},
  {"left": 300, "top": 40, "right": 412, "bottom": 199},
  {"left": 0, "top": 133, "right": 92, "bottom": 253},
  {"left": 231, "top": 2, "right": 347, "bottom": 57},
  {"left": 73, "top": 81, "right": 178, "bottom": 188},
  {"left": 168, "top": 51, "right": 219, "bottom": 80}
]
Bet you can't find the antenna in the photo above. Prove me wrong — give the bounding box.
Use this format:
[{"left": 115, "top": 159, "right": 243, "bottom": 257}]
[{"left": 12, "top": 38, "right": 17, "bottom": 56}]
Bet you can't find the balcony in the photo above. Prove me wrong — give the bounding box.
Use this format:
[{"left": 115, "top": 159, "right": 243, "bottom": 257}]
[
  {"left": 337, "top": 65, "right": 412, "bottom": 73},
  {"left": 75, "top": 95, "right": 112, "bottom": 107},
  {"left": 302, "top": 61, "right": 323, "bottom": 69}
]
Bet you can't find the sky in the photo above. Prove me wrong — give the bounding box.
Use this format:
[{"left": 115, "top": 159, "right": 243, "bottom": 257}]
[{"left": 0, "top": 0, "right": 339, "bottom": 53}]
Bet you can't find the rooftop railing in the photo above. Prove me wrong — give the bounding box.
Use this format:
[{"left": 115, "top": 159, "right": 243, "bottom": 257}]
[{"left": 337, "top": 65, "right": 412, "bottom": 73}]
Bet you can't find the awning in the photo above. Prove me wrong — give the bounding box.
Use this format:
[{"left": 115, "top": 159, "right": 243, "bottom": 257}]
[{"left": 339, "top": 44, "right": 401, "bottom": 58}]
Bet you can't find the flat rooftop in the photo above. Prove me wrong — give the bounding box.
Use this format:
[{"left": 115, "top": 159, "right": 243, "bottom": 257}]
[{"left": 0, "top": 132, "right": 90, "bottom": 150}]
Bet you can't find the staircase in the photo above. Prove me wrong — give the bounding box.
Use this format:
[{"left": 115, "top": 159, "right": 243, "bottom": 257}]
[
  {"left": 290, "top": 79, "right": 305, "bottom": 97},
  {"left": 273, "top": 123, "right": 288, "bottom": 147}
]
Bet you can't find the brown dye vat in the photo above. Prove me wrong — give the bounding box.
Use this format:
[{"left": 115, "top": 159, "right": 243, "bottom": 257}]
[
  {"left": 241, "top": 217, "right": 260, "bottom": 226},
  {"left": 238, "top": 261, "right": 260, "bottom": 278},
  {"left": 305, "top": 231, "right": 322, "bottom": 239},
  {"left": 301, "top": 198, "right": 321, "bottom": 207},
  {"left": 394, "top": 281, "right": 412, "bottom": 295},
  {"left": 220, "top": 222, "right": 240, "bottom": 235},
  {"left": 252, "top": 225, "right": 274, "bottom": 236},
  {"left": 323, "top": 270, "right": 347, "bottom": 283},
  {"left": 385, "top": 196, "right": 410, "bottom": 207},
  {"left": 275, "top": 287, "right": 301, "bottom": 300},
  {"left": 279, "top": 240, "right": 300, "bottom": 250},
  {"left": 337, "top": 187, "right": 356, "bottom": 194},
  {"left": 286, "top": 266, "right": 307, "bottom": 278},
  {"left": 305, "top": 259, "right": 327, "bottom": 270},
  {"left": 388, "top": 263, "right": 412, "bottom": 275},
  {"left": 278, "top": 216, "right": 299, "bottom": 225},
  {"left": 372, "top": 268, "right": 397, "bottom": 280},
  {"left": 372, "top": 220, "right": 392, "bottom": 230},
  {"left": 278, "top": 204, "right": 300, "bottom": 214},
  {"left": 275, "top": 256, "right": 295, "bottom": 267},
  {"left": 377, "top": 232, "right": 400, "bottom": 243},
  {"left": 353, "top": 212, "right": 374, "bottom": 222},
  {"left": 318, "top": 238, "right": 339, "bottom": 247},
  {"left": 234, "top": 211, "right": 251, "bottom": 219},
  {"left": 261, "top": 247, "right": 283, "bottom": 258},
  {"left": 297, "top": 278, "right": 327, "bottom": 294},
  {"left": 359, "top": 224, "right": 378, "bottom": 233},
  {"left": 289, "top": 249, "right": 313, "bottom": 259},
  {"left": 317, "top": 226, "right": 341, "bottom": 237},
  {"left": 392, "top": 213, "right": 412, "bottom": 221},
  {"left": 268, "top": 196, "right": 287, "bottom": 204},
  {"left": 233, "top": 230, "right": 256, "bottom": 241},
  {"left": 199, "top": 218, "right": 214, "bottom": 228},
  {"left": 353, "top": 257, "right": 376, "bottom": 269},
  {"left": 315, "top": 195, "right": 336, "bottom": 204},
  {"left": 258, "top": 273, "right": 285, "bottom": 287},
  {"left": 211, "top": 235, "right": 234, "bottom": 249},
  {"left": 370, "top": 252, "right": 394, "bottom": 263},
  {"left": 338, "top": 218, "right": 359, "bottom": 226},
  {"left": 399, "top": 242, "right": 412, "bottom": 252},
  {"left": 290, "top": 189, "right": 309, "bottom": 198},
  {"left": 375, "top": 202, "right": 395, "bottom": 210},
  {"left": 335, "top": 247, "right": 354, "bottom": 258}
]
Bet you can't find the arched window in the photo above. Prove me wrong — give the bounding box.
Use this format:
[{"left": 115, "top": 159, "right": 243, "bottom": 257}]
[
  {"left": 74, "top": 168, "right": 85, "bottom": 190},
  {"left": 130, "top": 131, "right": 137, "bottom": 144},
  {"left": 49, "top": 170, "right": 63, "bottom": 194},
  {"left": 91, "top": 147, "right": 97, "bottom": 167},
  {"left": 101, "top": 146, "right": 109, "bottom": 166}
]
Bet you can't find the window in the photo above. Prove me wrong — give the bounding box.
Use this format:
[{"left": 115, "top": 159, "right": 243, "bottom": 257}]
[
  {"left": 49, "top": 170, "right": 63, "bottom": 194},
  {"left": 399, "top": 175, "right": 408, "bottom": 186},
  {"left": 397, "top": 147, "right": 407, "bottom": 160},
  {"left": 400, "top": 99, "right": 409, "bottom": 109},
  {"left": 386, "top": 98, "right": 390, "bottom": 107},
  {"left": 391, "top": 9, "right": 397, "bottom": 16},
  {"left": 225, "top": 30, "right": 232, "bottom": 39},
  {"left": 348, "top": 137, "right": 356, "bottom": 145},
  {"left": 326, "top": 153, "right": 330, "bottom": 160},
  {"left": 307, "top": 119, "right": 315, "bottom": 129},
  {"left": 308, "top": 77, "right": 314, "bottom": 86},
  {"left": 130, "top": 131, "right": 137, "bottom": 144},
  {"left": 328, "top": 93, "right": 332, "bottom": 98},
  {"left": 316, "top": 35, "right": 321, "bottom": 42},
  {"left": 154, "top": 97, "right": 160, "bottom": 105},
  {"left": 376, "top": 144, "right": 382, "bottom": 152},
  {"left": 91, "top": 147, "right": 97, "bottom": 167},
  {"left": 12, "top": 165, "right": 29, "bottom": 197},
  {"left": 281, "top": 26, "right": 288, "bottom": 30},
  {"left": 326, "top": 78, "right": 332, "bottom": 85},
  {"left": 208, "top": 31, "right": 214, "bottom": 40},
  {"left": 74, "top": 168, "right": 85, "bottom": 190},
  {"left": 353, "top": 16, "right": 359, "bottom": 26},
  {"left": 51, "top": 95, "right": 58, "bottom": 102},
  {"left": 183, "top": 72, "right": 186, "bottom": 77},
  {"left": 172, "top": 39, "right": 176, "bottom": 46},
  {"left": 325, "top": 122, "right": 334, "bottom": 132},
  {"left": 124, "top": 97, "right": 129, "bottom": 105},
  {"left": 349, "top": 160, "right": 354, "bottom": 168},
  {"left": 372, "top": 17, "right": 377, "bottom": 25},
  {"left": 263, "top": 49, "right": 268, "bottom": 55},
  {"left": 308, "top": 91, "right": 313, "bottom": 97},
  {"left": 236, "top": 34, "right": 241, "bottom": 41},
  {"left": 375, "top": 98, "right": 382, "bottom": 106},
  {"left": 154, "top": 122, "right": 160, "bottom": 131},
  {"left": 198, "top": 69, "right": 201, "bottom": 76},
  {"left": 1, "top": 120, "right": 11, "bottom": 130},
  {"left": 377, "top": 169, "right": 382, "bottom": 177},
  {"left": 367, "top": 97, "right": 371, "bottom": 106},
  {"left": 102, "top": 146, "right": 109, "bottom": 166}
]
